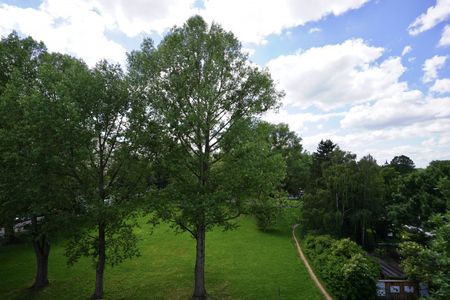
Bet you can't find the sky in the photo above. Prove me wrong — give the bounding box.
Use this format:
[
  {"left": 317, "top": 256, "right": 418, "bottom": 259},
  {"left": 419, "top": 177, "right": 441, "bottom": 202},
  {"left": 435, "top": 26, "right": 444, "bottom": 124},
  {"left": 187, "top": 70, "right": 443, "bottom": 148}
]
[{"left": 0, "top": 0, "right": 449, "bottom": 167}]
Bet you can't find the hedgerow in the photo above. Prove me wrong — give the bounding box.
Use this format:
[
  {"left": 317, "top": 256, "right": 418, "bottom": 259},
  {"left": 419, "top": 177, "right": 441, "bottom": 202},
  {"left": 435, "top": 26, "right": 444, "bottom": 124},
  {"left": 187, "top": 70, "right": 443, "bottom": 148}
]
[{"left": 303, "top": 235, "right": 379, "bottom": 300}]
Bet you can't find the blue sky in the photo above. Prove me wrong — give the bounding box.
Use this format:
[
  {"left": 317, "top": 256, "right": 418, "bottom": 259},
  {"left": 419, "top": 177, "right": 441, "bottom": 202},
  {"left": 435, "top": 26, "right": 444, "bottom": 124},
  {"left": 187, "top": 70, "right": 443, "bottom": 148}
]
[{"left": 1, "top": 0, "right": 449, "bottom": 167}]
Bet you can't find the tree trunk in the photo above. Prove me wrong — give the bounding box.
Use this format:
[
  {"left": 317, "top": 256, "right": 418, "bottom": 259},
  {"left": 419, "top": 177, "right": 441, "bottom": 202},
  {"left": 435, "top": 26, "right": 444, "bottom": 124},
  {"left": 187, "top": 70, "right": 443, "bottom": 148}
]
[
  {"left": 341, "top": 202, "right": 345, "bottom": 236},
  {"left": 361, "top": 217, "right": 365, "bottom": 247},
  {"left": 92, "top": 223, "right": 106, "bottom": 300},
  {"left": 31, "top": 234, "right": 50, "bottom": 291},
  {"left": 4, "top": 219, "right": 16, "bottom": 244},
  {"left": 193, "top": 224, "right": 206, "bottom": 300}
]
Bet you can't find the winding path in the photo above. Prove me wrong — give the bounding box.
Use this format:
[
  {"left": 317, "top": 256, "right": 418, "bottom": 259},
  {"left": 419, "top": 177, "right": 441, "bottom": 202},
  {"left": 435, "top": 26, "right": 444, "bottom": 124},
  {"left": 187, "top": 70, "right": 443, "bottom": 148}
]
[{"left": 292, "top": 224, "right": 333, "bottom": 300}]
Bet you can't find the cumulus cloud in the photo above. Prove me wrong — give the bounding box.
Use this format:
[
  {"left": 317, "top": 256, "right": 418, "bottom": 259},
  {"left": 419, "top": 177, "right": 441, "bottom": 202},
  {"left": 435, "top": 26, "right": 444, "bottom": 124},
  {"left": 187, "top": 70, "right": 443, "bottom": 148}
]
[
  {"left": 1, "top": 1, "right": 447, "bottom": 168},
  {"left": 422, "top": 55, "right": 447, "bottom": 83},
  {"left": 201, "top": 0, "right": 369, "bottom": 44},
  {"left": 0, "top": 0, "right": 372, "bottom": 65},
  {"left": 309, "top": 118, "right": 450, "bottom": 148},
  {"left": 430, "top": 78, "right": 450, "bottom": 94},
  {"left": 0, "top": 1, "right": 127, "bottom": 66},
  {"left": 439, "top": 24, "right": 450, "bottom": 46},
  {"left": 340, "top": 92, "right": 450, "bottom": 129},
  {"left": 266, "top": 39, "right": 407, "bottom": 110},
  {"left": 265, "top": 39, "right": 450, "bottom": 167},
  {"left": 263, "top": 109, "right": 344, "bottom": 132},
  {"left": 0, "top": 0, "right": 198, "bottom": 66},
  {"left": 408, "top": 0, "right": 450, "bottom": 35},
  {"left": 93, "top": 0, "right": 197, "bottom": 37},
  {"left": 302, "top": 118, "right": 450, "bottom": 167},
  {"left": 401, "top": 45, "right": 412, "bottom": 56}
]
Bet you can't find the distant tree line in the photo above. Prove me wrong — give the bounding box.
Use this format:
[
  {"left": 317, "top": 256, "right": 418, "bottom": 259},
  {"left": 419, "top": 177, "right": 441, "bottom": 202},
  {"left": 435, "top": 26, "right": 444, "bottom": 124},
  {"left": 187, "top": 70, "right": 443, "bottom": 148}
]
[
  {"left": 296, "top": 139, "right": 450, "bottom": 299},
  {"left": 245, "top": 124, "right": 449, "bottom": 299}
]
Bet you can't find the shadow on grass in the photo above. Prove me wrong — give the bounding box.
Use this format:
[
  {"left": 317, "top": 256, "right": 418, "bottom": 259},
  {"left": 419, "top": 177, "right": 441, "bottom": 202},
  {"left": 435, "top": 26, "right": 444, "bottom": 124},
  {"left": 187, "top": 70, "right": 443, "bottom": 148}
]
[{"left": 4, "top": 287, "right": 42, "bottom": 300}]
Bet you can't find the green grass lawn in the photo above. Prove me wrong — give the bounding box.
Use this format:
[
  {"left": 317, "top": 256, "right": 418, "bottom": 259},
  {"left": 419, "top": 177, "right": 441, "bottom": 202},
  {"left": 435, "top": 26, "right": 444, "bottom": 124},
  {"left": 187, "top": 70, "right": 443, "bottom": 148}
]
[{"left": 0, "top": 216, "right": 323, "bottom": 299}]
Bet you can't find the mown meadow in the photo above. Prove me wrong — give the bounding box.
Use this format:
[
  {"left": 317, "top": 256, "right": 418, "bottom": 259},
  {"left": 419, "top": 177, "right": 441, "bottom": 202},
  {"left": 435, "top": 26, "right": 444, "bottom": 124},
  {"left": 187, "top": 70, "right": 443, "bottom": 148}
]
[{"left": 0, "top": 216, "right": 323, "bottom": 300}]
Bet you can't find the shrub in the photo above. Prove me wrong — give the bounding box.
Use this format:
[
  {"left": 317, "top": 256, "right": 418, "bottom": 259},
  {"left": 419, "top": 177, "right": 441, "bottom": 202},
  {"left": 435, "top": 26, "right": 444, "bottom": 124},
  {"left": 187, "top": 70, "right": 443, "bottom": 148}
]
[
  {"left": 303, "top": 235, "right": 379, "bottom": 300},
  {"left": 251, "top": 199, "right": 278, "bottom": 231}
]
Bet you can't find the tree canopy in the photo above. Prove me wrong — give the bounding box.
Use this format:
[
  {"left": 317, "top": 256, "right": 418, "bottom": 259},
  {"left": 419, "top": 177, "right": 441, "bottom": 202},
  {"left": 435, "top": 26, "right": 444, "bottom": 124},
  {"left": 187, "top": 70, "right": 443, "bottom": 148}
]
[
  {"left": 390, "top": 155, "right": 415, "bottom": 175},
  {"left": 0, "top": 33, "right": 90, "bottom": 290},
  {"left": 129, "top": 15, "right": 284, "bottom": 299}
]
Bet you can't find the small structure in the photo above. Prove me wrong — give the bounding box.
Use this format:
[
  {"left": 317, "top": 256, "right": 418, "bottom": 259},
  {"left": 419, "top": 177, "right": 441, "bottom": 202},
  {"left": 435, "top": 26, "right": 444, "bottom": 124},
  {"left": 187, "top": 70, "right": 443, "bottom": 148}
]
[
  {"left": 372, "top": 256, "right": 428, "bottom": 299},
  {"left": 376, "top": 279, "right": 419, "bottom": 299}
]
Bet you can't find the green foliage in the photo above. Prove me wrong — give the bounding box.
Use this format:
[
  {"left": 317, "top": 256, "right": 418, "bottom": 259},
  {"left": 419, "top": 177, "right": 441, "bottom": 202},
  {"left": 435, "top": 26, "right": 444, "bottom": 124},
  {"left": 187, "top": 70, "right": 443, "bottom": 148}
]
[
  {"left": 388, "top": 160, "right": 450, "bottom": 230},
  {"left": 399, "top": 212, "right": 450, "bottom": 299},
  {"left": 264, "top": 123, "right": 310, "bottom": 196},
  {"left": 129, "top": 15, "right": 284, "bottom": 236},
  {"left": 303, "top": 143, "right": 385, "bottom": 247},
  {"left": 65, "top": 221, "right": 140, "bottom": 267},
  {"left": 0, "top": 33, "right": 97, "bottom": 290},
  {"left": 252, "top": 203, "right": 278, "bottom": 231},
  {"left": 303, "top": 235, "right": 379, "bottom": 300},
  {"left": 0, "top": 33, "right": 87, "bottom": 244},
  {"left": 390, "top": 155, "right": 415, "bottom": 175},
  {"left": 399, "top": 241, "right": 433, "bottom": 280},
  {"left": 354, "top": 155, "right": 385, "bottom": 247},
  {"left": 251, "top": 198, "right": 279, "bottom": 231},
  {"left": 301, "top": 190, "right": 339, "bottom": 235},
  {"left": 0, "top": 32, "right": 46, "bottom": 231},
  {"left": 63, "top": 61, "right": 152, "bottom": 279},
  {"left": 311, "top": 139, "right": 336, "bottom": 183},
  {"left": 2, "top": 18, "right": 449, "bottom": 299},
  {"left": 128, "top": 16, "right": 284, "bottom": 297}
]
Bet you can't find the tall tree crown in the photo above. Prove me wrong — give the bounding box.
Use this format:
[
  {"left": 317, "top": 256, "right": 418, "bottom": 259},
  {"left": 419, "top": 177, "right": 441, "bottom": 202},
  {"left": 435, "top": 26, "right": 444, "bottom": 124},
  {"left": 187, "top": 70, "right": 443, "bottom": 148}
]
[
  {"left": 129, "top": 15, "right": 283, "bottom": 158},
  {"left": 390, "top": 155, "right": 415, "bottom": 174}
]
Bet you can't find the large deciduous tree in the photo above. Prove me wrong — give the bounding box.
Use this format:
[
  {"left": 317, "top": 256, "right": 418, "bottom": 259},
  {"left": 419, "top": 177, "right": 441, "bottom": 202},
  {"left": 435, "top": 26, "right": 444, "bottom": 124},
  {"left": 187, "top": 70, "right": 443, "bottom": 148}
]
[
  {"left": 400, "top": 212, "right": 450, "bottom": 299},
  {"left": 0, "top": 33, "right": 87, "bottom": 290},
  {"left": 389, "top": 155, "right": 415, "bottom": 175},
  {"left": 388, "top": 160, "right": 450, "bottom": 231},
  {"left": 129, "top": 16, "right": 284, "bottom": 299},
  {"left": 303, "top": 142, "right": 386, "bottom": 247},
  {"left": 0, "top": 32, "right": 46, "bottom": 246},
  {"left": 64, "top": 61, "right": 151, "bottom": 300},
  {"left": 354, "top": 155, "right": 384, "bottom": 246},
  {"left": 267, "top": 123, "right": 310, "bottom": 196}
]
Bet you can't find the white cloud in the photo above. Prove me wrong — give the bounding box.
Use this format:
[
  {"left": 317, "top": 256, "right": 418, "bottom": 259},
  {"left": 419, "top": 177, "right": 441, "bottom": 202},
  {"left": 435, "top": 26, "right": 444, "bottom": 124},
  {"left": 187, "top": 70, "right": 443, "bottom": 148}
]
[
  {"left": 263, "top": 109, "right": 344, "bottom": 132},
  {"left": 0, "top": 0, "right": 372, "bottom": 65},
  {"left": 438, "top": 24, "right": 450, "bottom": 46},
  {"left": 430, "top": 78, "right": 450, "bottom": 94},
  {"left": 302, "top": 118, "right": 450, "bottom": 167},
  {"left": 0, "top": 0, "right": 198, "bottom": 66},
  {"left": 340, "top": 92, "right": 450, "bottom": 129},
  {"left": 93, "top": 0, "right": 197, "bottom": 37},
  {"left": 408, "top": 0, "right": 450, "bottom": 35},
  {"left": 1, "top": 1, "right": 448, "bottom": 168},
  {"left": 267, "top": 39, "right": 407, "bottom": 110},
  {"left": 401, "top": 45, "right": 412, "bottom": 56},
  {"left": 422, "top": 55, "right": 447, "bottom": 83},
  {"left": 308, "top": 27, "right": 321, "bottom": 34},
  {"left": 0, "top": 1, "right": 127, "bottom": 66},
  {"left": 201, "top": 0, "right": 369, "bottom": 44}
]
